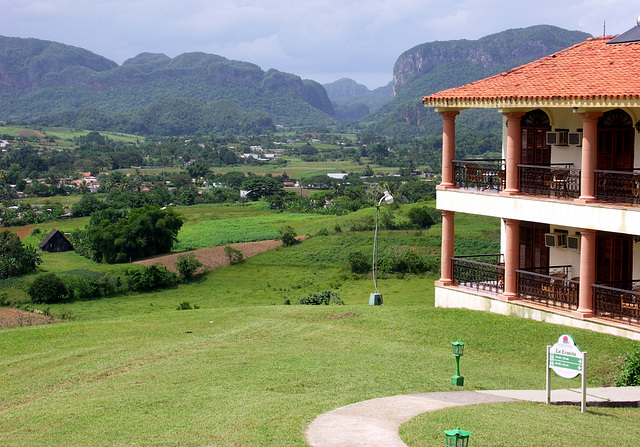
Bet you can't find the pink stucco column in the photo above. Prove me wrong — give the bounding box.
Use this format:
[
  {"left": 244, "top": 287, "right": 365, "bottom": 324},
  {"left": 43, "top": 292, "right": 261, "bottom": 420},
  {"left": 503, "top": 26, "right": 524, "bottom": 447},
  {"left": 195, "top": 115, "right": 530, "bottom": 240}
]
[
  {"left": 501, "top": 112, "right": 525, "bottom": 196},
  {"left": 437, "top": 111, "right": 460, "bottom": 190},
  {"left": 576, "top": 112, "right": 602, "bottom": 204},
  {"left": 501, "top": 219, "right": 520, "bottom": 301},
  {"left": 573, "top": 229, "right": 596, "bottom": 318},
  {"left": 436, "top": 210, "right": 455, "bottom": 286}
]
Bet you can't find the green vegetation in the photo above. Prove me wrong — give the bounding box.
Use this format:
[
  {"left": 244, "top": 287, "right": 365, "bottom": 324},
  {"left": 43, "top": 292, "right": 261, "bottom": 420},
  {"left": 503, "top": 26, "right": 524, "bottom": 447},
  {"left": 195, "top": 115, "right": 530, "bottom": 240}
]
[
  {"left": 0, "top": 229, "right": 41, "bottom": 278},
  {"left": 0, "top": 203, "right": 636, "bottom": 445},
  {"left": 401, "top": 402, "right": 639, "bottom": 446}
]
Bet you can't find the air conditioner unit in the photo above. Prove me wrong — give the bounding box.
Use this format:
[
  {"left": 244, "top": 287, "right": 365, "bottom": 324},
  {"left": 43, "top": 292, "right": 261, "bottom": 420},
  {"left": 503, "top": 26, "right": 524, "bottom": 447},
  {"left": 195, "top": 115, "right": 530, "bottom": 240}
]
[
  {"left": 567, "top": 235, "right": 581, "bottom": 251},
  {"left": 545, "top": 233, "right": 567, "bottom": 248},
  {"left": 546, "top": 130, "right": 569, "bottom": 146},
  {"left": 568, "top": 131, "right": 583, "bottom": 146}
]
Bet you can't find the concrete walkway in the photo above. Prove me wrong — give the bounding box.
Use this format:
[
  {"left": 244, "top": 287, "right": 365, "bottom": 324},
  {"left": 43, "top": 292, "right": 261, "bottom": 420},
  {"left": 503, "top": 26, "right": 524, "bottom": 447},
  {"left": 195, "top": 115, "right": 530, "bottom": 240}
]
[{"left": 305, "top": 387, "right": 640, "bottom": 447}]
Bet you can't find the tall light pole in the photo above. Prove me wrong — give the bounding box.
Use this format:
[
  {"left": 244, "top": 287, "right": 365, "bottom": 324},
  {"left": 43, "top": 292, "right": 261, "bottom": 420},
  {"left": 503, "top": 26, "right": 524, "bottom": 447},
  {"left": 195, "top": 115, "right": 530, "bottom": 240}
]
[{"left": 370, "top": 190, "right": 394, "bottom": 305}]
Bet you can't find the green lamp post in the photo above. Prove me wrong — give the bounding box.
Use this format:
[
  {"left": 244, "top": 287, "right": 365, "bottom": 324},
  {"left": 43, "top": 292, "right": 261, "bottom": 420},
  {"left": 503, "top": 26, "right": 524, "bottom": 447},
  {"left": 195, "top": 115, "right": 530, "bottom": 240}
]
[
  {"left": 444, "top": 427, "right": 472, "bottom": 447},
  {"left": 451, "top": 341, "right": 465, "bottom": 386}
]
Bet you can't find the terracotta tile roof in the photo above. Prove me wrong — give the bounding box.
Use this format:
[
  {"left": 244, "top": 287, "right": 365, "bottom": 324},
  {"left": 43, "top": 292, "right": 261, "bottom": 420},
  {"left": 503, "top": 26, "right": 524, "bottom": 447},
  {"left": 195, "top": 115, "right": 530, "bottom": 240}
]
[{"left": 423, "top": 36, "right": 640, "bottom": 106}]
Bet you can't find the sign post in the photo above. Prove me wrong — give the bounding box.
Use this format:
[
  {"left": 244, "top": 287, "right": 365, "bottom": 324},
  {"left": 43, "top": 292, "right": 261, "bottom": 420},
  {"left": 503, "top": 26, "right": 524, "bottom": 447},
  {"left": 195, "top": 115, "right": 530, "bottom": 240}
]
[{"left": 546, "top": 334, "right": 587, "bottom": 413}]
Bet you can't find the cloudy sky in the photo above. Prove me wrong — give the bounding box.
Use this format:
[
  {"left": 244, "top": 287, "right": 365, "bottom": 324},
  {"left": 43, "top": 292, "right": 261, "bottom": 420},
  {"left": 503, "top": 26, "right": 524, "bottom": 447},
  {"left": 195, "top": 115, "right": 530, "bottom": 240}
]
[{"left": 2, "top": 0, "right": 639, "bottom": 89}]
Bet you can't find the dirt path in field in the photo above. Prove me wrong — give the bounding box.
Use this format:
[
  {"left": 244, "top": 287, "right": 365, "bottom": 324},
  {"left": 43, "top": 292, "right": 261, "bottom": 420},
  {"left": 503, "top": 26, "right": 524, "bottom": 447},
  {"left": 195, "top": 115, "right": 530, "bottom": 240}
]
[
  {"left": 133, "top": 239, "right": 288, "bottom": 273},
  {"left": 0, "top": 307, "right": 59, "bottom": 329}
]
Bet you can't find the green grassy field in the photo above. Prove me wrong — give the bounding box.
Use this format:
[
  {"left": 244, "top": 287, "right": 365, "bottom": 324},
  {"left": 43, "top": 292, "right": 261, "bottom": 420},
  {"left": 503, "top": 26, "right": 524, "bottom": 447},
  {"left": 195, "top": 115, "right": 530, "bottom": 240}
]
[{"left": 1, "top": 203, "right": 638, "bottom": 446}]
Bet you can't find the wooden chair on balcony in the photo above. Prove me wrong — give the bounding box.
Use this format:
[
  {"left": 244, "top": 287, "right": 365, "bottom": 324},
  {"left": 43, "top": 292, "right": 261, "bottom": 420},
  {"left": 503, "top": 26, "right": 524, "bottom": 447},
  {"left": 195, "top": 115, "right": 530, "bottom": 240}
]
[
  {"left": 552, "top": 169, "right": 570, "bottom": 198},
  {"left": 464, "top": 164, "right": 484, "bottom": 190}
]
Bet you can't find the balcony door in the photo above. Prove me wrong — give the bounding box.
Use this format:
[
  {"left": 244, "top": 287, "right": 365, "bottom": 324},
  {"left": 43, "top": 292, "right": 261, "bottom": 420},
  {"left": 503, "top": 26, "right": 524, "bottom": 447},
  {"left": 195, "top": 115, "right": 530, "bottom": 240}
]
[
  {"left": 598, "top": 109, "right": 634, "bottom": 171},
  {"left": 520, "top": 222, "right": 550, "bottom": 270},
  {"left": 521, "top": 109, "right": 551, "bottom": 166},
  {"left": 596, "top": 233, "right": 632, "bottom": 287}
]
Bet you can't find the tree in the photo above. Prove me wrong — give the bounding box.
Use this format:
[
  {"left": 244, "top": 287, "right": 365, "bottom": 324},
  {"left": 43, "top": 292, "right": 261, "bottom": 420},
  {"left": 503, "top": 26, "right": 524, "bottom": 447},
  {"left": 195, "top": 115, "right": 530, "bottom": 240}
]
[
  {"left": 75, "top": 205, "right": 184, "bottom": 263},
  {"left": 175, "top": 253, "right": 203, "bottom": 280},
  {"left": 279, "top": 225, "right": 298, "bottom": 247},
  {"left": 0, "top": 230, "right": 42, "bottom": 278},
  {"left": 28, "top": 273, "right": 68, "bottom": 303},
  {"left": 241, "top": 176, "right": 282, "bottom": 200}
]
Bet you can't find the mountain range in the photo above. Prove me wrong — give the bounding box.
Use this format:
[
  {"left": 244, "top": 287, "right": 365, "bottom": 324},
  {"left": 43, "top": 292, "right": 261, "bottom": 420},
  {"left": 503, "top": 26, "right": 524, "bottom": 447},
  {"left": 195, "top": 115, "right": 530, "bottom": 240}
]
[{"left": 0, "top": 25, "right": 591, "bottom": 137}]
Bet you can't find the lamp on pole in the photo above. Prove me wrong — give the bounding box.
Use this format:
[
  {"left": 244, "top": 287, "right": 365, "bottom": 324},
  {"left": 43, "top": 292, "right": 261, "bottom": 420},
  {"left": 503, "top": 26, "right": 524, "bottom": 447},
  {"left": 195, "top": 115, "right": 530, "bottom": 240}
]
[{"left": 370, "top": 190, "right": 394, "bottom": 305}]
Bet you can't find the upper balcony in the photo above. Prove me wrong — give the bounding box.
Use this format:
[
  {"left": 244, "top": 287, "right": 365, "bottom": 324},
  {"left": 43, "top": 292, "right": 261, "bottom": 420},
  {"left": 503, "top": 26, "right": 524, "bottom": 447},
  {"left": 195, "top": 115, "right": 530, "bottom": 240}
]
[{"left": 451, "top": 159, "right": 640, "bottom": 206}]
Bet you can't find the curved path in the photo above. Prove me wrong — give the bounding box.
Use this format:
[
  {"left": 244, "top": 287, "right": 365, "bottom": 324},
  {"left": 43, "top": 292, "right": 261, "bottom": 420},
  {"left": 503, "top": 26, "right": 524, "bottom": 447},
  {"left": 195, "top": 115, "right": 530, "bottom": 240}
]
[{"left": 305, "top": 387, "right": 640, "bottom": 447}]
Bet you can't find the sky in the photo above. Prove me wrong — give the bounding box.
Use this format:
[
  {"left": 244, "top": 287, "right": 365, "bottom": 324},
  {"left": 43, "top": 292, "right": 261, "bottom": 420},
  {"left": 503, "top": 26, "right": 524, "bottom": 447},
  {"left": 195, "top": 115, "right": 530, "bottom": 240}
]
[{"left": 2, "top": 1, "right": 639, "bottom": 89}]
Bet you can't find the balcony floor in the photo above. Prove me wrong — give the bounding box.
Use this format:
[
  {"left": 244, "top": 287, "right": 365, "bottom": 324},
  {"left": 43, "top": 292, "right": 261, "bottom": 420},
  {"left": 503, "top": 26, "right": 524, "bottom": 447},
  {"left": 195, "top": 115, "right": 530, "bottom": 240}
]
[{"left": 436, "top": 283, "right": 640, "bottom": 341}]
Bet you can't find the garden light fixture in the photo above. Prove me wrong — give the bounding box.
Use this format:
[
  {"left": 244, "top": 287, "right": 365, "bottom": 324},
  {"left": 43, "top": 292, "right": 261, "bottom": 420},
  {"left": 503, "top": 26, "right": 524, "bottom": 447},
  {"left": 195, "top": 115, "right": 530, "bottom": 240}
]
[
  {"left": 451, "top": 341, "right": 465, "bottom": 386},
  {"left": 444, "top": 427, "right": 472, "bottom": 447},
  {"left": 370, "top": 190, "right": 394, "bottom": 305}
]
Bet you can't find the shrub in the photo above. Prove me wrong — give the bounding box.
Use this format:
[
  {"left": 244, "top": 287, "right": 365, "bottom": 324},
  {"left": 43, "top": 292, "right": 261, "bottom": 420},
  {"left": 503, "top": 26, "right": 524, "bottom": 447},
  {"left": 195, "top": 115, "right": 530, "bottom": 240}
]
[
  {"left": 28, "top": 273, "right": 68, "bottom": 304},
  {"left": 124, "top": 264, "right": 177, "bottom": 292},
  {"left": 279, "top": 225, "right": 298, "bottom": 247},
  {"left": 615, "top": 344, "right": 640, "bottom": 386},
  {"left": 223, "top": 246, "right": 244, "bottom": 265},
  {"left": 406, "top": 206, "right": 436, "bottom": 229},
  {"left": 176, "top": 301, "right": 199, "bottom": 310},
  {"left": 348, "top": 251, "right": 371, "bottom": 274},
  {"left": 379, "top": 246, "right": 429, "bottom": 274},
  {"left": 297, "top": 290, "right": 344, "bottom": 305},
  {"left": 175, "top": 253, "right": 203, "bottom": 279}
]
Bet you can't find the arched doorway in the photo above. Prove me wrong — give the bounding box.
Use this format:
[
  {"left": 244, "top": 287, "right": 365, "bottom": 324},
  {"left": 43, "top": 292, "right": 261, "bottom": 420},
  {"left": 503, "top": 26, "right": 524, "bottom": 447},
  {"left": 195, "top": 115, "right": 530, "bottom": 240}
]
[
  {"left": 598, "top": 109, "right": 634, "bottom": 171},
  {"left": 521, "top": 109, "right": 551, "bottom": 166}
]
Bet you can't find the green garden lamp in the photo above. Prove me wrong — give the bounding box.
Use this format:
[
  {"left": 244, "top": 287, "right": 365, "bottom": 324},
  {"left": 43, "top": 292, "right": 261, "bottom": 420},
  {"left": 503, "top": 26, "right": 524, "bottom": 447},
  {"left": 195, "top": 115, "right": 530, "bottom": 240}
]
[
  {"left": 451, "top": 341, "right": 465, "bottom": 386},
  {"left": 444, "top": 427, "right": 472, "bottom": 447},
  {"left": 370, "top": 190, "right": 394, "bottom": 305}
]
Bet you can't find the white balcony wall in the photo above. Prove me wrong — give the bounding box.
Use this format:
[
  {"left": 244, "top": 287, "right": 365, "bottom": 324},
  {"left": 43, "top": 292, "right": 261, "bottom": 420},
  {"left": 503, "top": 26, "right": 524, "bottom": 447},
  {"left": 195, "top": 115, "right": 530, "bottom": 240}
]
[{"left": 438, "top": 189, "right": 640, "bottom": 236}]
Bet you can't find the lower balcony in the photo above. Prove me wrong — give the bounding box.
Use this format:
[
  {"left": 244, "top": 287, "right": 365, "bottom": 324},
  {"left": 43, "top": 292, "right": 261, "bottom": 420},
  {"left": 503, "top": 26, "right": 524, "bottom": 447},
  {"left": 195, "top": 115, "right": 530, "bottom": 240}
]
[{"left": 447, "top": 255, "right": 640, "bottom": 331}]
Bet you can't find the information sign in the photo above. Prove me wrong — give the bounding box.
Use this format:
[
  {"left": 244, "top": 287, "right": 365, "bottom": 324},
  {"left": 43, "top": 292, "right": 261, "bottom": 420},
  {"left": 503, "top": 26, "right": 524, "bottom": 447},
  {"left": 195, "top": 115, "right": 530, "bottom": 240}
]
[{"left": 549, "top": 334, "right": 583, "bottom": 379}]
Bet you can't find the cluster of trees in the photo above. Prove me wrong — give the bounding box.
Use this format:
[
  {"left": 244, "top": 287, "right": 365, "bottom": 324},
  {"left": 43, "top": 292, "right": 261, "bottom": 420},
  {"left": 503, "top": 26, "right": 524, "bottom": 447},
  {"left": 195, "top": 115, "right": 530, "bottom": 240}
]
[
  {"left": 0, "top": 230, "right": 41, "bottom": 279},
  {"left": 70, "top": 205, "right": 183, "bottom": 263}
]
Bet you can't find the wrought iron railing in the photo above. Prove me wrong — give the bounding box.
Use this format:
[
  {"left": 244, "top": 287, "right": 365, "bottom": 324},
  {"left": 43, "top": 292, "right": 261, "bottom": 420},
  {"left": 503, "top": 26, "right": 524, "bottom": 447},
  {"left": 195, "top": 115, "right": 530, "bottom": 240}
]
[
  {"left": 453, "top": 159, "right": 505, "bottom": 192},
  {"left": 594, "top": 169, "right": 640, "bottom": 205},
  {"left": 516, "top": 265, "right": 578, "bottom": 310},
  {"left": 593, "top": 281, "right": 640, "bottom": 324},
  {"left": 451, "top": 254, "right": 505, "bottom": 294},
  {"left": 519, "top": 164, "right": 580, "bottom": 199}
]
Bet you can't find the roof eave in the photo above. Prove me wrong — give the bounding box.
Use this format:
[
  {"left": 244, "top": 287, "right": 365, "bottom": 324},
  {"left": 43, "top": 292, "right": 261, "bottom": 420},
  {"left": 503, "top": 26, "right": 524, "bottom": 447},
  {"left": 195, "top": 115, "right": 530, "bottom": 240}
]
[{"left": 423, "top": 96, "right": 640, "bottom": 109}]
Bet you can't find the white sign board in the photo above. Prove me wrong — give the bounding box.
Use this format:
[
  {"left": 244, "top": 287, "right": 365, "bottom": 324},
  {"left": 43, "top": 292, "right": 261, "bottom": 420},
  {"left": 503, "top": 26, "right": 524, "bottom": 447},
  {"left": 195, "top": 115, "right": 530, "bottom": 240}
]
[
  {"left": 549, "top": 334, "right": 583, "bottom": 379},
  {"left": 546, "top": 334, "right": 587, "bottom": 413}
]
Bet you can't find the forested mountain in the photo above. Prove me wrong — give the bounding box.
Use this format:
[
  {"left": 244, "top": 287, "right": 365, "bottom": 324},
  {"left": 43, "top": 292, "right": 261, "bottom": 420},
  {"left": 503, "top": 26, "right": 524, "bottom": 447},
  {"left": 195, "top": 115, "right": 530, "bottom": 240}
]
[
  {"left": 324, "top": 79, "right": 393, "bottom": 121},
  {"left": 0, "top": 26, "right": 593, "bottom": 138},
  {"left": 0, "top": 36, "right": 334, "bottom": 132},
  {"left": 367, "top": 25, "right": 592, "bottom": 139}
]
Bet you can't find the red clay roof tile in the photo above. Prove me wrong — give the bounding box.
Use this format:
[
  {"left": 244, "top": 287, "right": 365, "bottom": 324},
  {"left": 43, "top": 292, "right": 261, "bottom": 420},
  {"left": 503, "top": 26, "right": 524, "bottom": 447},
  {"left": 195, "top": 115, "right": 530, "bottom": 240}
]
[{"left": 423, "top": 36, "right": 640, "bottom": 104}]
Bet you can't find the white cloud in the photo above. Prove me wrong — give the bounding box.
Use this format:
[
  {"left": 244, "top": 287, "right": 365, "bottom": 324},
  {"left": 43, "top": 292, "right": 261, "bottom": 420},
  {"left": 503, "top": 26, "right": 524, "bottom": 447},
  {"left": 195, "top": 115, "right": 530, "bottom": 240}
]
[{"left": 2, "top": 0, "right": 640, "bottom": 88}]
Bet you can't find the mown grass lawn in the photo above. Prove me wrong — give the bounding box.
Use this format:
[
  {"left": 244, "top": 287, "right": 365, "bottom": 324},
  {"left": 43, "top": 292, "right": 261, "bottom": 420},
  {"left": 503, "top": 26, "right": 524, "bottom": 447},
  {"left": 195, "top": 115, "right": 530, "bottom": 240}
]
[{"left": 1, "top": 203, "right": 638, "bottom": 446}]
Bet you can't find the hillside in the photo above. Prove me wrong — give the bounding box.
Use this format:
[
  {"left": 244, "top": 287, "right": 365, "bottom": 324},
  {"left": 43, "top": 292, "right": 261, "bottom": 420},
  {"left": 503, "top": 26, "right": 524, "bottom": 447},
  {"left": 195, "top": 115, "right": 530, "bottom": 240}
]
[
  {"left": 367, "top": 25, "right": 592, "bottom": 139},
  {"left": 323, "top": 78, "right": 393, "bottom": 121},
  {"left": 0, "top": 26, "right": 593, "bottom": 138},
  {"left": 0, "top": 36, "right": 334, "bottom": 131}
]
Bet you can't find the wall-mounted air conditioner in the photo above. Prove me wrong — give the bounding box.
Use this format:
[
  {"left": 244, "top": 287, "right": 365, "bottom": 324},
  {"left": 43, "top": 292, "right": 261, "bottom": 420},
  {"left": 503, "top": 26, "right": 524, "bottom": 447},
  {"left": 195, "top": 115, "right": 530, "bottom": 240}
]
[
  {"left": 568, "top": 131, "right": 583, "bottom": 146},
  {"left": 567, "top": 235, "right": 581, "bottom": 252},
  {"left": 546, "top": 130, "right": 569, "bottom": 146},
  {"left": 545, "top": 233, "right": 567, "bottom": 248}
]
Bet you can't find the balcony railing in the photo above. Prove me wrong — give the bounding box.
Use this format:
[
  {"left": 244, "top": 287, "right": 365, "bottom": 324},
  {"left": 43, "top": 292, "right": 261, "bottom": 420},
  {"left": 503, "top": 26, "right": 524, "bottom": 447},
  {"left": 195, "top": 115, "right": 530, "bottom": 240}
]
[
  {"left": 595, "top": 169, "right": 640, "bottom": 205},
  {"left": 516, "top": 265, "right": 578, "bottom": 310},
  {"left": 593, "top": 281, "right": 640, "bottom": 324},
  {"left": 451, "top": 254, "right": 505, "bottom": 294},
  {"left": 453, "top": 159, "right": 505, "bottom": 192},
  {"left": 519, "top": 164, "right": 581, "bottom": 199}
]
